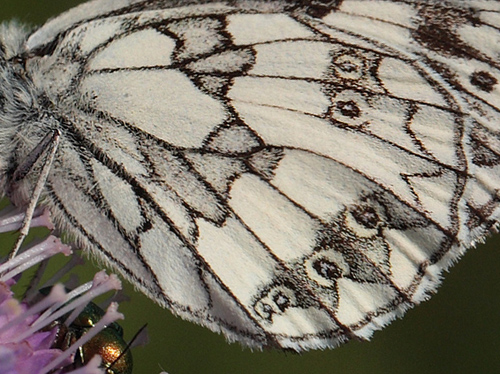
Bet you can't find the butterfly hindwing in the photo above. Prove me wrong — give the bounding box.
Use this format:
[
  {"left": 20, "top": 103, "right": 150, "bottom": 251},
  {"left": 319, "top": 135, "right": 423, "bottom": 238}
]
[{"left": 7, "top": 0, "right": 498, "bottom": 350}]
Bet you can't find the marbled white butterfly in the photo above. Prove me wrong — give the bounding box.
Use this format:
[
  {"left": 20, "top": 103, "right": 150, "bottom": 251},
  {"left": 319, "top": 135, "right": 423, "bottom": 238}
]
[{"left": 1, "top": 0, "right": 499, "bottom": 352}]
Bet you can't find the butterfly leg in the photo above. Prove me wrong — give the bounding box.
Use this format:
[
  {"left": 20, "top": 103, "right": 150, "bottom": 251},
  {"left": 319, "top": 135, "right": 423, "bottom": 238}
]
[{"left": 7, "top": 130, "right": 61, "bottom": 259}]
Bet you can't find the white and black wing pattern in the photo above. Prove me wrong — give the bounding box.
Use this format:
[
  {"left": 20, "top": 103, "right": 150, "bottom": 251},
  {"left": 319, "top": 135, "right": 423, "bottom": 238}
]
[{"left": 3, "top": 0, "right": 500, "bottom": 350}]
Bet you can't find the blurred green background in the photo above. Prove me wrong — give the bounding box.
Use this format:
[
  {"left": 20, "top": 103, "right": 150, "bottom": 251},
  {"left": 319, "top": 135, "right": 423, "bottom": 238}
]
[{"left": 1, "top": 1, "right": 500, "bottom": 373}]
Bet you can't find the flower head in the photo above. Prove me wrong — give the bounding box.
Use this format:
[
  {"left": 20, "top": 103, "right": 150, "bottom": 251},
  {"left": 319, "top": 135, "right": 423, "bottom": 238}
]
[
  {"left": 0, "top": 282, "right": 71, "bottom": 374},
  {"left": 0, "top": 205, "right": 128, "bottom": 374}
]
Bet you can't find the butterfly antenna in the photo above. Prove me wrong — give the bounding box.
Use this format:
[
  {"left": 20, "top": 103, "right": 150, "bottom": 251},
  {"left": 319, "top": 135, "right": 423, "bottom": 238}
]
[{"left": 8, "top": 130, "right": 60, "bottom": 260}]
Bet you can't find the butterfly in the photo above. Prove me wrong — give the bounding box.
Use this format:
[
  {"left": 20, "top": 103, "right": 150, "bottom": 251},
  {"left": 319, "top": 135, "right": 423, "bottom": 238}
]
[{"left": 1, "top": 0, "right": 499, "bottom": 352}]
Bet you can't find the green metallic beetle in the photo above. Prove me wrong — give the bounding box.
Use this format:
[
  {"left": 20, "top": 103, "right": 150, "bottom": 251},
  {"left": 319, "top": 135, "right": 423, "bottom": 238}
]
[{"left": 41, "top": 289, "right": 133, "bottom": 374}]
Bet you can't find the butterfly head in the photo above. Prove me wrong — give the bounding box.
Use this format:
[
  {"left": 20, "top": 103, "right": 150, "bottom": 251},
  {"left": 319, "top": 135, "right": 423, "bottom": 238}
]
[{"left": 0, "top": 23, "right": 46, "bottom": 198}]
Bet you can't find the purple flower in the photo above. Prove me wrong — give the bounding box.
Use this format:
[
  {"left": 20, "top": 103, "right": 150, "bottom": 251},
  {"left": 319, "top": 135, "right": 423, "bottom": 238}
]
[{"left": 0, "top": 206, "right": 125, "bottom": 374}]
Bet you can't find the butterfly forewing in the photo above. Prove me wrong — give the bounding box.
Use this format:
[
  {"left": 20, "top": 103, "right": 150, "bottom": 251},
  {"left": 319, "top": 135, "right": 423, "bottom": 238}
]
[{"left": 3, "top": 0, "right": 498, "bottom": 350}]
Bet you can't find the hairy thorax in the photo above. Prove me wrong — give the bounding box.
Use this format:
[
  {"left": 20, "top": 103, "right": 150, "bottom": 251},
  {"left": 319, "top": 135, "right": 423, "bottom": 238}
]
[{"left": 0, "top": 23, "right": 57, "bottom": 205}]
